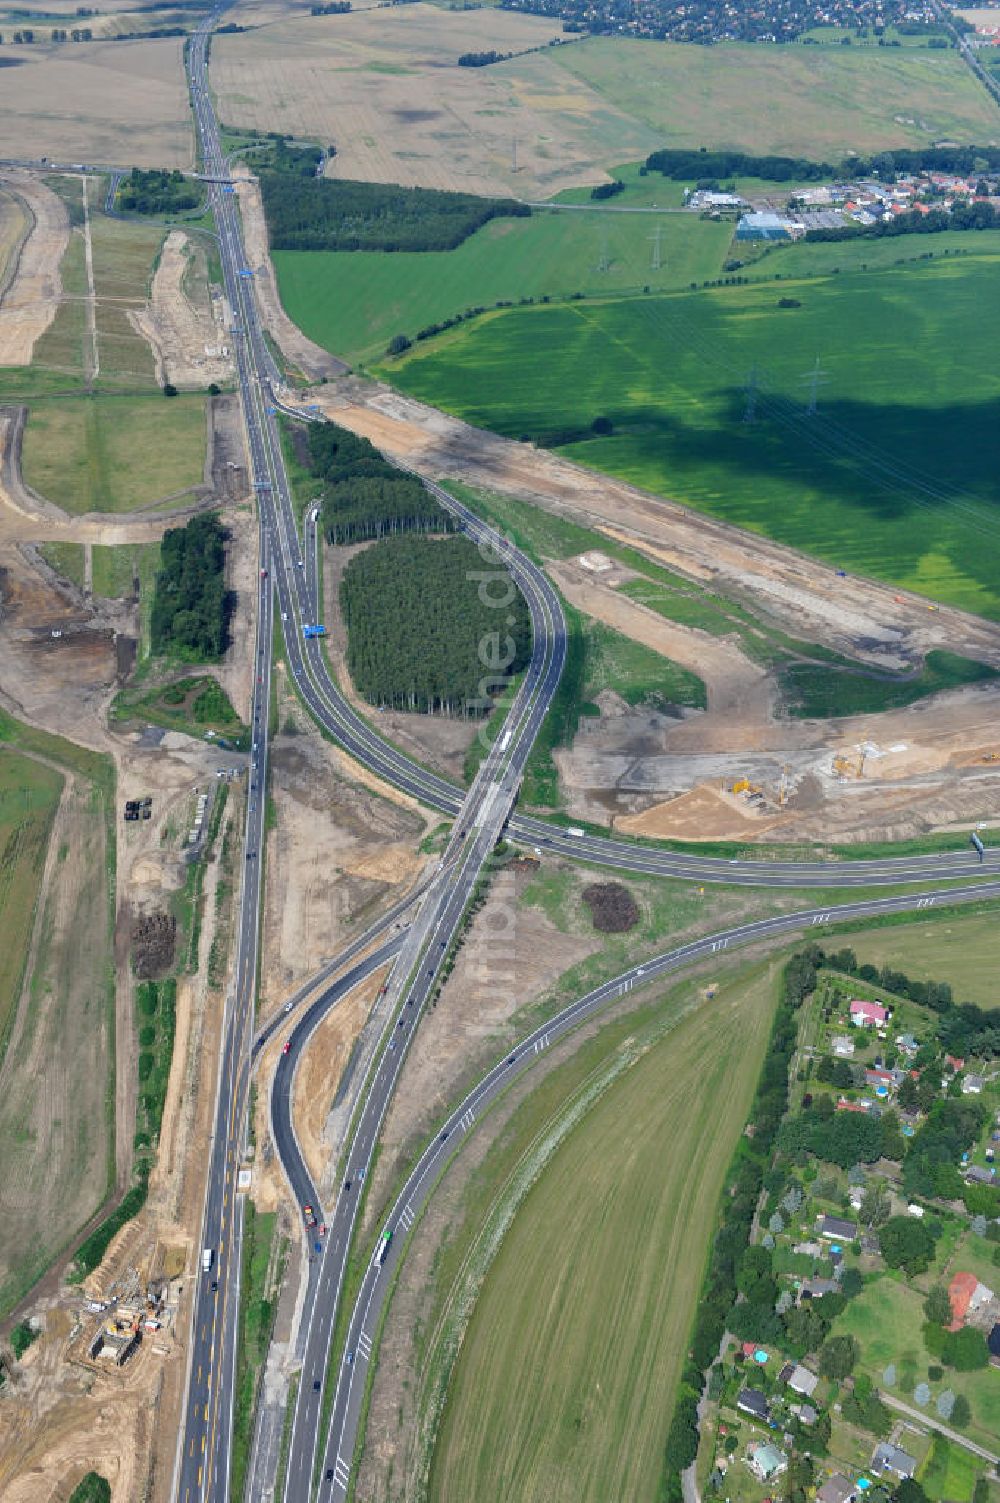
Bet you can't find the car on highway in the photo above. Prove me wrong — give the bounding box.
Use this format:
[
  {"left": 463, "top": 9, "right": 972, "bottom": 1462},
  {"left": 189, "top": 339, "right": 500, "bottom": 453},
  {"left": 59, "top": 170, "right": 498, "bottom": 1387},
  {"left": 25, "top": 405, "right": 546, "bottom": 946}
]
[
  {"left": 342, "top": 1178, "right": 352, "bottom": 1192},
  {"left": 282, "top": 1041, "right": 291, "bottom": 1055},
  {"left": 284, "top": 1001, "right": 293, "bottom": 1013}
]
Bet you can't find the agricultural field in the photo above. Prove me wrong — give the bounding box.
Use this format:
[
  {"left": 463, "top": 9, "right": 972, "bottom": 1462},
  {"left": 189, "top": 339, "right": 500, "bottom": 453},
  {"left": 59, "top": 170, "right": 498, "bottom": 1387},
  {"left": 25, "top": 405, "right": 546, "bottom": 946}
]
[
  {"left": 385, "top": 251, "right": 1000, "bottom": 617},
  {"left": 558, "top": 38, "right": 1000, "bottom": 157},
  {"left": 212, "top": 11, "right": 998, "bottom": 202},
  {"left": 211, "top": 6, "right": 656, "bottom": 200},
  {"left": 428, "top": 956, "right": 781, "bottom": 1503},
  {"left": 0, "top": 712, "right": 114, "bottom": 1319},
  {"left": 846, "top": 910, "right": 1000, "bottom": 1008},
  {"left": 273, "top": 210, "right": 731, "bottom": 364},
  {"left": 0, "top": 749, "right": 64, "bottom": 1062},
  {"left": 89, "top": 211, "right": 166, "bottom": 387},
  {"left": 21, "top": 394, "right": 207, "bottom": 514},
  {"left": 0, "top": 37, "right": 192, "bottom": 168}
]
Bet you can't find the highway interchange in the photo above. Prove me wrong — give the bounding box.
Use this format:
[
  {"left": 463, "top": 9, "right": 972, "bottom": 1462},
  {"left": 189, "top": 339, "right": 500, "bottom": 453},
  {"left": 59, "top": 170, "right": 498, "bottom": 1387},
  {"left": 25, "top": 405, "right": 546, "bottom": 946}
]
[{"left": 172, "top": 10, "right": 1000, "bottom": 1501}]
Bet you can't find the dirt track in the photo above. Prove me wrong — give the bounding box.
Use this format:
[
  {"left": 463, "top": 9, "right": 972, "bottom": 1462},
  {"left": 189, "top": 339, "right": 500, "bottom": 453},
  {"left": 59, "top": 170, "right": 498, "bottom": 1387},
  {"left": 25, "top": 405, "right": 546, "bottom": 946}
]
[
  {"left": 318, "top": 380, "right": 1000, "bottom": 675},
  {"left": 233, "top": 168, "right": 349, "bottom": 382},
  {"left": 129, "top": 230, "right": 234, "bottom": 390},
  {"left": 0, "top": 171, "right": 69, "bottom": 366}
]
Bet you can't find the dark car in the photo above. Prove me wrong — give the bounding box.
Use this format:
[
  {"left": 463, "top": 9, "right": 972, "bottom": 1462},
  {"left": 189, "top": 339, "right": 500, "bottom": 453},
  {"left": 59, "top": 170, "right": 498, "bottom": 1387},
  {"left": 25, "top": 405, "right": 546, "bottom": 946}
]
[
  {"left": 313, "top": 1379, "right": 321, "bottom": 1392},
  {"left": 326, "top": 1470, "right": 334, "bottom": 1482},
  {"left": 343, "top": 1178, "right": 352, "bottom": 1192}
]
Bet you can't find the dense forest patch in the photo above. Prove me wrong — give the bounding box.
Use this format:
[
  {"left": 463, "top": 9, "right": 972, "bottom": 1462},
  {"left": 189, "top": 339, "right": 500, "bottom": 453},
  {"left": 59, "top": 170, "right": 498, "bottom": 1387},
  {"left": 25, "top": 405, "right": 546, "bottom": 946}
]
[
  {"left": 305, "top": 420, "right": 454, "bottom": 543},
  {"left": 150, "top": 512, "right": 229, "bottom": 661},
  {"left": 339, "top": 534, "right": 531, "bottom": 714},
  {"left": 259, "top": 173, "right": 530, "bottom": 253},
  {"left": 117, "top": 168, "right": 200, "bottom": 215}
]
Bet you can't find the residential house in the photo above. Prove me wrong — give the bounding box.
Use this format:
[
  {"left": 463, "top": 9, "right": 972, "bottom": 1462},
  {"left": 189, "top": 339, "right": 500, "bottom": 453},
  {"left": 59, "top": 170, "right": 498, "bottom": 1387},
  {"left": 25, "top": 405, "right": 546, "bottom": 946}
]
[
  {"left": 948, "top": 1271, "right": 979, "bottom": 1330},
  {"left": 896, "top": 1033, "right": 918, "bottom": 1056},
  {"left": 872, "top": 1442, "right": 917, "bottom": 1479},
  {"left": 818, "top": 1215, "right": 856, "bottom": 1241},
  {"left": 793, "top": 1402, "right": 818, "bottom": 1426},
  {"left": 785, "top": 1364, "right": 818, "bottom": 1397},
  {"left": 963, "top": 1073, "right": 985, "bottom": 1095},
  {"left": 737, "top": 1388, "right": 770, "bottom": 1421},
  {"left": 966, "top": 1165, "right": 997, "bottom": 1187},
  {"left": 850, "top": 999, "right": 890, "bottom": 1027},
  {"left": 748, "top": 1442, "right": 788, "bottom": 1482},
  {"left": 793, "top": 1240, "right": 823, "bottom": 1258},
  {"left": 832, "top": 1035, "right": 855, "bottom": 1058},
  {"left": 817, "top": 1474, "right": 857, "bottom": 1503},
  {"left": 799, "top": 1277, "right": 840, "bottom": 1302}
]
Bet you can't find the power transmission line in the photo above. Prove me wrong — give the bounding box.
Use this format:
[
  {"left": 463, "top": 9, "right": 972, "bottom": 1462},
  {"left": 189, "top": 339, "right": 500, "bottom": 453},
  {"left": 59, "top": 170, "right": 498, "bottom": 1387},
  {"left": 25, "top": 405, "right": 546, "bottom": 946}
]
[
  {"left": 648, "top": 223, "right": 662, "bottom": 272},
  {"left": 801, "top": 356, "right": 828, "bottom": 416}
]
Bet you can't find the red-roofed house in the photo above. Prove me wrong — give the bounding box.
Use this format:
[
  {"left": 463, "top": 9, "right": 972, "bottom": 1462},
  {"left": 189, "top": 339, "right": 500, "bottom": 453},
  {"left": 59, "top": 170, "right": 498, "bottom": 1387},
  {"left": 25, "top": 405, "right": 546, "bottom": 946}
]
[
  {"left": 946, "top": 1055, "right": 965, "bottom": 1073},
  {"left": 949, "top": 1272, "right": 979, "bottom": 1331},
  {"left": 850, "top": 999, "right": 890, "bottom": 1027}
]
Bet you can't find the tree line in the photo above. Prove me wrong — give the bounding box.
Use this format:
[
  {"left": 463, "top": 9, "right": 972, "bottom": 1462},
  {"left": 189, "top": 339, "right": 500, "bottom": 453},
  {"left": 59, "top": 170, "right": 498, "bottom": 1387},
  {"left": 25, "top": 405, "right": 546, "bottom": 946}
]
[
  {"left": 150, "top": 512, "right": 229, "bottom": 661},
  {"left": 117, "top": 168, "right": 200, "bottom": 215},
  {"left": 303, "top": 420, "right": 453, "bottom": 543},
  {"left": 340, "top": 534, "right": 531, "bottom": 715},
  {"left": 644, "top": 144, "right": 1000, "bottom": 183},
  {"left": 258, "top": 172, "right": 530, "bottom": 253}
]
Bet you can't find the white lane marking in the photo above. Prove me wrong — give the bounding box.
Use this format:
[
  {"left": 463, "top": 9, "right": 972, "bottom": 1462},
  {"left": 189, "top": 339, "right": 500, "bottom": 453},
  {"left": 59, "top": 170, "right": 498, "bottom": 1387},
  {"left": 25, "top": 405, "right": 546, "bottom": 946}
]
[
  {"left": 399, "top": 1204, "right": 414, "bottom": 1230},
  {"left": 459, "top": 1108, "right": 475, "bottom": 1132},
  {"left": 532, "top": 1032, "right": 550, "bottom": 1055},
  {"left": 810, "top": 912, "right": 831, "bottom": 925},
  {"left": 333, "top": 1456, "right": 350, "bottom": 1489},
  {"left": 357, "top": 1330, "right": 372, "bottom": 1361}
]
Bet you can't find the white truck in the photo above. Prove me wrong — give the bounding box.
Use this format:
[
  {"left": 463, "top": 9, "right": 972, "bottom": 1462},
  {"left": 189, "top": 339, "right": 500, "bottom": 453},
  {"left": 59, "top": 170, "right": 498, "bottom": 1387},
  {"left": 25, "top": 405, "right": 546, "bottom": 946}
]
[
  {"left": 201, "top": 1248, "right": 213, "bottom": 1273},
  {"left": 566, "top": 827, "right": 585, "bottom": 838}
]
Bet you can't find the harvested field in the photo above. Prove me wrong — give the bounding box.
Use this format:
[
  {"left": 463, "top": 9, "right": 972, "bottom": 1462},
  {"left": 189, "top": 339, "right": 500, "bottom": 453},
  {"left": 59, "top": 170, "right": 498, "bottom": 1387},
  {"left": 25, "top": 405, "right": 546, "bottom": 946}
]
[
  {"left": 0, "top": 38, "right": 192, "bottom": 169},
  {"left": 20, "top": 394, "right": 209, "bottom": 515},
  {"left": 213, "top": 8, "right": 655, "bottom": 200},
  {"left": 0, "top": 170, "right": 70, "bottom": 367},
  {"left": 0, "top": 761, "right": 112, "bottom": 1317},
  {"left": 0, "top": 748, "right": 63, "bottom": 1057},
  {"left": 560, "top": 37, "right": 1000, "bottom": 156},
  {"left": 129, "top": 230, "right": 234, "bottom": 391},
  {"left": 428, "top": 959, "right": 779, "bottom": 1503}
]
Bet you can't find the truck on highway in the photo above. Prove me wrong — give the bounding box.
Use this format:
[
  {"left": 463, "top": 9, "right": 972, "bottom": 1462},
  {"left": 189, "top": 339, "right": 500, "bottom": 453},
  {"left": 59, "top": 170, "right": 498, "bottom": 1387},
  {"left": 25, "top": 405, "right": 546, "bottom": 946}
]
[
  {"left": 566, "top": 827, "right": 585, "bottom": 838},
  {"left": 201, "top": 1248, "right": 213, "bottom": 1272},
  {"left": 498, "top": 729, "right": 511, "bottom": 751},
  {"left": 376, "top": 1228, "right": 393, "bottom": 1268},
  {"left": 302, "top": 624, "right": 327, "bottom": 639}
]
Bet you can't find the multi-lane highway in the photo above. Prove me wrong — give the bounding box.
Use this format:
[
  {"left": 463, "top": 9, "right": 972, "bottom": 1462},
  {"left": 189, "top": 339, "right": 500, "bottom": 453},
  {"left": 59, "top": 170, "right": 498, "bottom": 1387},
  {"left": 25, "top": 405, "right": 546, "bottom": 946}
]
[
  {"left": 174, "top": 528, "right": 274, "bottom": 1503},
  {"left": 174, "top": 8, "right": 1000, "bottom": 1501}
]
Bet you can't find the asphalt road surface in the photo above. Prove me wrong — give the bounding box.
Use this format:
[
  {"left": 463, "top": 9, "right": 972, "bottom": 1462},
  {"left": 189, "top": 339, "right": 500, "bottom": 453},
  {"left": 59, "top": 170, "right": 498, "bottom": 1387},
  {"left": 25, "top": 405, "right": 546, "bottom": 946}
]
[{"left": 172, "top": 8, "right": 1000, "bottom": 1500}]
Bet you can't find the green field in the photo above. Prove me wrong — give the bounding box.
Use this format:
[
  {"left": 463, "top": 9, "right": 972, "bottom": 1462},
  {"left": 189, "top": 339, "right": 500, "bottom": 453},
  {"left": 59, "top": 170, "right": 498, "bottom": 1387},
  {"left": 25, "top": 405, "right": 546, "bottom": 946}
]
[
  {"left": 39, "top": 541, "right": 86, "bottom": 591},
  {"left": 833, "top": 1278, "right": 1000, "bottom": 1455},
  {"left": 920, "top": 1435, "right": 981, "bottom": 1503},
  {"left": 848, "top": 910, "right": 1000, "bottom": 1007},
  {"left": 113, "top": 675, "right": 247, "bottom": 745},
  {"left": 273, "top": 209, "right": 731, "bottom": 364},
  {"left": 556, "top": 38, "right": 1000, "bottom": 157},
  {"left": 21, "top": 395, "right": 207, "bottom": 514},
  {"left": 386, "top": 252, "right": 1000, "bottom": 617},
  {"left": 429, "top": 958, "right": 780, "bottom": 1503},
  {"left": 0, "top": 750, "right": 63, "bottom": 1061}
]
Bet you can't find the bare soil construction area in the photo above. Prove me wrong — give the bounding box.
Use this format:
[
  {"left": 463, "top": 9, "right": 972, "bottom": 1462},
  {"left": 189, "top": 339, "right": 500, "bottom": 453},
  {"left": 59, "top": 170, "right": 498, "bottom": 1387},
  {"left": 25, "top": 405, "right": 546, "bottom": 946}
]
[
  {"left": 261, "top": 669, "right": 429, "bottom": 1008},
  {"left": 0, "top": 38, "right": 192, "bottom": 168},
  {"left": 233, "top": 168, "right": 348, "bottom": 382},
  {"left": 212, "top": 7, "right": 654, "bottom": 200},
  {"left": 0, "top": 171, "right": 69, "bottom": 367},
  {"left": 313, "top": 380, "right": 1000, "bottom": 843},
  {"left": 129, "top": 230, "right": 234, "bottom": 391}
]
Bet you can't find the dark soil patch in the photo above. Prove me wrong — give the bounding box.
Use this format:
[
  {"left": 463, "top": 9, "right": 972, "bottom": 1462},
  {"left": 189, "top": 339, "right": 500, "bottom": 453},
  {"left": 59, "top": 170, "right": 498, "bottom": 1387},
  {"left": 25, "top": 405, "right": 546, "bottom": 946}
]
[
  {"left": 131, "top": 910, "right": 177, "bottom": 978},
  {"left": 582, "top": 882, "right": 640, "bottom": 934}
]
